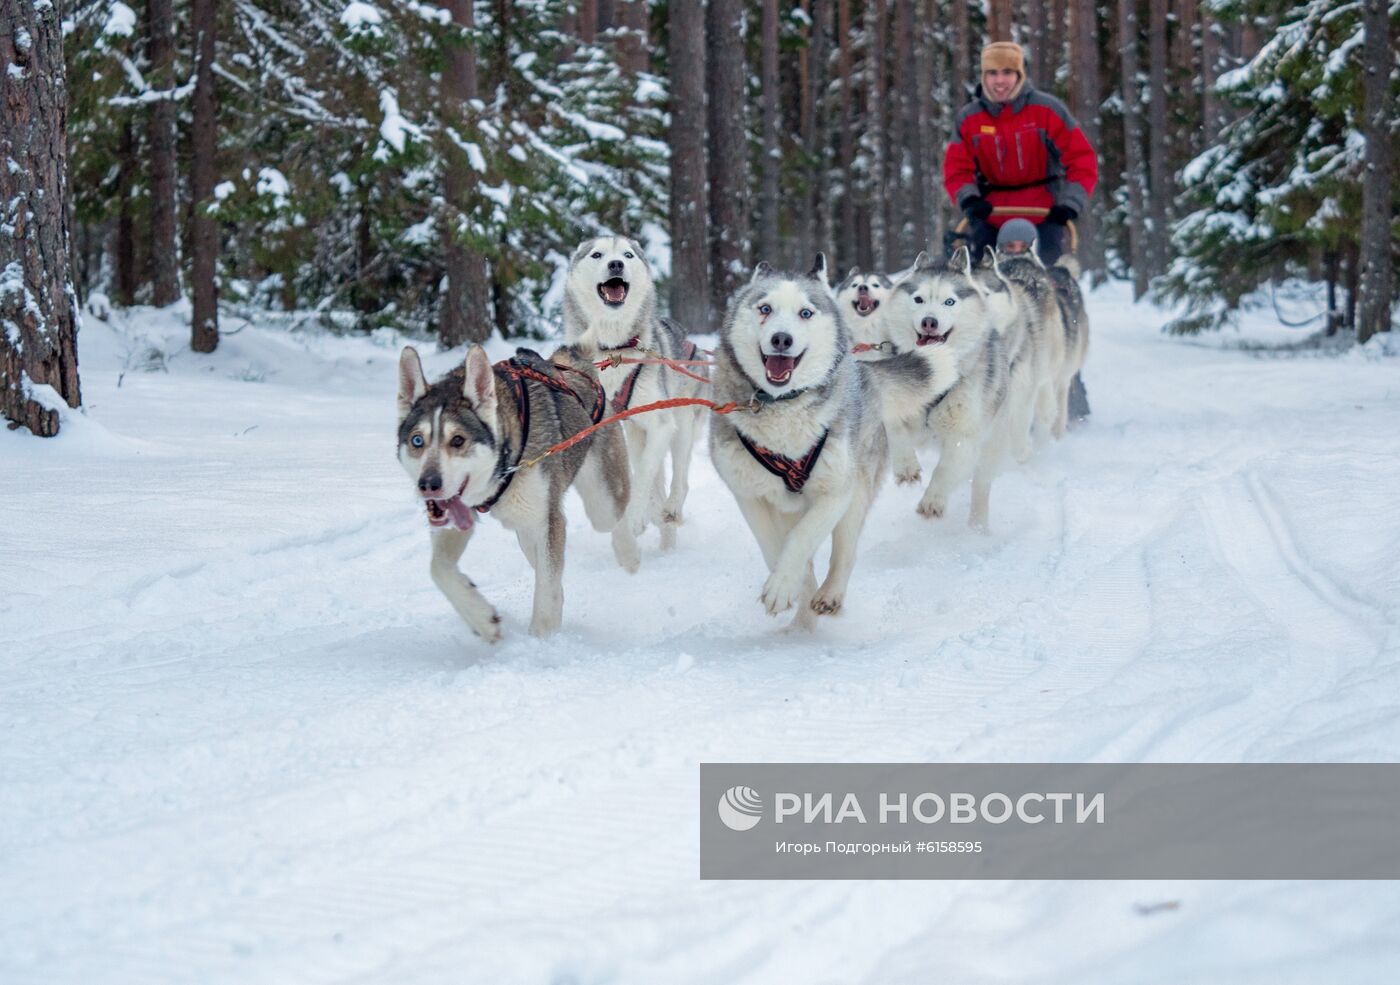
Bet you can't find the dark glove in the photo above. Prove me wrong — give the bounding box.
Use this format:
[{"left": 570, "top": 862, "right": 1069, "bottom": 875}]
[
  {"left": 1046, "top": 204, "right": 1078, "bottom": 224},
  {"left": 962, "top": 197, "right": 994, "bottom": 223}
]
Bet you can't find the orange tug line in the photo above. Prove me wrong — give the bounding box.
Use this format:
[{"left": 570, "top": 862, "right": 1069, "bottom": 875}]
[{"left": 509, "top": 396, "right": 744, "bottom": 476}]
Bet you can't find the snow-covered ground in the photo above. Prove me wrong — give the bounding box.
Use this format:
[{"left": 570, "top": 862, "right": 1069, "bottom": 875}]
[{"left": 4, "top": 287, "right": 1399, "bottom": 983}]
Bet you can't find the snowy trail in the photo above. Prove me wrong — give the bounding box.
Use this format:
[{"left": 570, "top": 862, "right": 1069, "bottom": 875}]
[{"left": 4, "top": 288, "right": 1400, "bottom": 983}]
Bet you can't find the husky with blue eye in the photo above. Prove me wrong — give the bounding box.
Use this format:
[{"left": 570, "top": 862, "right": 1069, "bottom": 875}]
[
  {"left": 865, "top": 246, "right": 1029, "bottom": 532},
  {"left": 709, "top": 254, "right": 888, "bottom": 630},
  {"left": 396, "top": 344, "right": 631, "bottom": 640}
]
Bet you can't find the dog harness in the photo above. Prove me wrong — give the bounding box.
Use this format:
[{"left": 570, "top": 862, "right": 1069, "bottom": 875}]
[
  {"left": 474, "top": 352, "right": 608, "bottom": 515},
  {"left": 737, "top": 428, "right": 829, "bottom": 494},
  {"left": 606, "top": 338, "right": 699, "bottom": 415}
]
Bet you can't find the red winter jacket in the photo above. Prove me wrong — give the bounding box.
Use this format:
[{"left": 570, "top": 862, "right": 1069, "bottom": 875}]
[{"left": 943, "top": 82, "right": 1098, "bottom": 227}]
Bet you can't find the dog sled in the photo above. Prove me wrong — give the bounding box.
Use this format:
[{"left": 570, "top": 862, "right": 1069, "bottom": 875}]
[{"left": 942, "top": 204, "right": 1080, "bottom": 259}]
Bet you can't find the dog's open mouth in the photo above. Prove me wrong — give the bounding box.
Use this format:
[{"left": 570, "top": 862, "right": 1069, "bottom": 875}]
[
  {"left": 852, "top": 296, "right": 880, "bottom": 316},
  {"left": 597, "top": 278, "right": 629, "bottom": 307},
  {"left": 761, "top": 350, "right": 803, "bottom": 386},
  {"left": 424, "top": 487, "right": 475, "bottom": 530},
  {"left": 917, "top": 327, "right": 953, "bottom": 347}
]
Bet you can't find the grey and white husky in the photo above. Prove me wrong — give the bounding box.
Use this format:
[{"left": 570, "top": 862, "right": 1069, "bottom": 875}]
[
  {"left": 866, "top": 247, "right": 1030, "bottom": 531},
  {"left": 834, "top": 267, "right": 897, "bottom": 360},
  {"left": 397, "top": 344, "right": 631, "bottom": 639},
  {"left": 563, "top": 235, "right": 707, "bottom": 555},
  {"left": 709, "top": 255, "right": 888, "bottom": 630}
]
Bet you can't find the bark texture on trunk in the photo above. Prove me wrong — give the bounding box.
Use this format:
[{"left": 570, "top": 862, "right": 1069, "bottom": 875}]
[
  {"left": 440, "top": 0, "right": 491, "bottom": 347},
  {"left": 1146, "top": 0, "right": 1171, "bottom": 276},
  {"left": 146, "top": 0, "right": 180, "bottom": 306},
  {"left": 1, "top": 0, "right": 82, "bottom": 436},
  {"left": 1356, "top": 0, "right": 1394, "bottom": 342},
  {"left": 707, "top": 0, "right": 749, "bottom": 311},
  {"left": 759, "top": 0, "right": 781, "bottom": 263},
  {"left": 190, "top": 0, "right": 220, "bottom": 353},
  {"left": 668, "top": 0, "right": 710, "bottom": 331},
  {"left": 1117, "top": 0, "right": 1148, "bottom": 297}
]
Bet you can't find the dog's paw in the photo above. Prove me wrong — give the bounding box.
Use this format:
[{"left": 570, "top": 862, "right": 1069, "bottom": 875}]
[
  {"left": 916, "top": 494, "right": 946, "bottom": 519},
  {"left": 809, "top": 589, "right": 843, "bottom": 616},
  {"left": 528, "top": 614, "right": 561, "bottom": 638},
  {"left": 661, "top": 508, "right": 683, "bottom": 525},
  {"left": 471, "top": 611, "right": 504, "bottom": 644},
  {"left": 895, "top": 466, "right": 922, "bottom": 486},
  {"left": 760, "top": 567, "right": 804, "bottom": 616},
  {"left": 612, "top": 528, "right": 641, "bottom": 574}
]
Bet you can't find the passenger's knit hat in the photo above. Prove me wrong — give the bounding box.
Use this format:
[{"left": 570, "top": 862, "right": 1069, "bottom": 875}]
[
  {"left": 981, "top": 41, "right": 1025, "bottom": 77},
  {"left": 997, "top": 218, "right": 1039, "bottom": 248}
]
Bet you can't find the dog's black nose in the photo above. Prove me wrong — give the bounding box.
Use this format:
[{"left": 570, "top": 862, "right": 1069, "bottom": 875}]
[
  {"left": 608, "top": 259, "right": 624, "bottom": 274},
  {"left": 419, "top": 472, "right": 443, "bottom": 494},
  {"left": 857, "top": 285, "right": 869, "bottom": 295},
  {"left": 921, "top": 316, "right": 938, "bottom": 331},
  {"left": 769, "top": 331, "right": 794, "bottom": 353}
]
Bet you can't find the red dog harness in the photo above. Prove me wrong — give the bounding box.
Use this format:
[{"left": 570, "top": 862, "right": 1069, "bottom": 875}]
[
  {"left": 737, "top": 428, "right": 829, "bottom": 494},
  {"left": 475, "top": 353, "right": 607, "bottom": 514}
]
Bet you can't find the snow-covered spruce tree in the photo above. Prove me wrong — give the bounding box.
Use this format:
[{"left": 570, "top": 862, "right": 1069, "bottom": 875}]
[{"left": 1155, "top": 0, "right": 1399, "bottom": 334}]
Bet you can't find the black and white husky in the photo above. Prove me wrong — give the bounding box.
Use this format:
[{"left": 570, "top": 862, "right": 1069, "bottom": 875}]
[
  {"left": 397, "top": 344, "right": 631, "bottom": 639},
  {"left": 563, "top": 235, "right": 707, "bottom": 556},
  {"left": 709, "top": 255, "right": 888, "bottom": 630}
]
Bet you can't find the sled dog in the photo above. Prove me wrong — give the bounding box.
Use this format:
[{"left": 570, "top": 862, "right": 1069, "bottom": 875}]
[
  {"left": 865, "top": 246, "right": 1030, "bottom": 530},
  {"left": 834, "top": 267, "right": 898, "bottom": 360},
  {"left": 397, "top": 344, "right": 631, "bottom": 639},
  {"left": 709, "top": 255, "right": 888, "bottom": 629},
  {"left": 563, "top": 235, "right": 707, "bottom": 556}
]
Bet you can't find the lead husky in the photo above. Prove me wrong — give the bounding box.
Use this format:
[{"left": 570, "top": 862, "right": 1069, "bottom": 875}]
[
  {"left": 397, "top": 344, "right": 631, "bottom": 639},
  {"left": 867, "top": 247, "right": 1029, "bottom": 531},
  {"left": 563, "top": 235, "right": 707, "bottom": 555},
  {"left": 710, "top": 255, "right": 888, "bottom": 629}
]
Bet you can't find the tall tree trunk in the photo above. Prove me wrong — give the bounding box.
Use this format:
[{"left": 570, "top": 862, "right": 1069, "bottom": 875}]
[
  {"left": 837, "top": 0, "right": 857, "bottom": 271},
  {"left": 190, "top": 0, "right": 219, "bottom": 353},
  {"left": 615, "top": 0, "right": 649, "bottom": 75},
  {"left": 1118, "top": 0, "right": 1148, "bottom": 297},
  {"left": 924, "top": 0, "right": 946, "bottom": 251},
  {"left": 1, "top": 0, "right": 81, "bottom": 436},
  {"left": 707, "top": 0, "right": 747, "bottom": 312},
  {"left": 441, "top": 0, "right": 491, "bottom": 346},
  {"left": 951, "top": 0, "right": 971, "bottom": 104},
  {"left": 908, "top": 0, "right": 932, "bottom": 257},
  {"left": 1200, "top": 4, "right": 1221, "bottom": 136},
  {"left": 810, "top": 0, "right": 833, "bottom": 266},
  {"left": 988, "top": 0, "right": 1013, "bottom": 40},
  {"left": 668, "top": 0, "right": 709, "bottom": 330},
  {"left": 1028, "top": 0, "right": 1046, "bottom": 74},
  {"left": 1070, "top": 0, "right": 1104, "bottom": 273},
  {"left": 116, "top": 117, "right": 138, "bottom": 306},
  {"left": 1048, "top": 0, "right": 1066, "bottom": 90},
  {"left": 1356, "top": 0, "right": 1394, "bottom": 342},
  {"left": 866, "top": 0, "right": 888, "bottom": 268},
  {"left": 577, "top": 0, "right": 597, "bottom": 43},
  {"left": 890, "top": 0, "right": 916, "bottom": 261},
  {"left": 1146, "top": 0, "right": 1170, "bottom": 276},
  {"left": 759, "top": 0, "right": 780, "bottom": 264},
  {"left": 146, "top": 0, "right": 180, "bottom": 306}
]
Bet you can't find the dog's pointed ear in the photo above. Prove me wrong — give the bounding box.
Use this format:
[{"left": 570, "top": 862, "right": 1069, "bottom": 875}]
[
  {"left": 912, "top": 250, "right": 932, "bottom": 271},
  {"left": 749, "top": 261, "right": 771, "bottom": 284},
  {"left": 949, "top": 245, "right": 972, "bottom": 274},
  {"left": 808, "top": 252, "right": 828, "bottom": 281},
  {"left": 463, "top": 345, "right": 498, "bottom": 423},
  {"left": 846, "top": 266, "right": 859, "bottom": 281},
  {"left": 398, "top": 346, "right": 427, "bottom": 421}
]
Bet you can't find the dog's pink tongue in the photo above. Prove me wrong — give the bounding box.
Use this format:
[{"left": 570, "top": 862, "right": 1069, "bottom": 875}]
[
  {"left": 763, "top": 354, "right": 796, "bottom": 382},
  {"left": 446, "top": 496, "right": 475, "bottom": 530}
]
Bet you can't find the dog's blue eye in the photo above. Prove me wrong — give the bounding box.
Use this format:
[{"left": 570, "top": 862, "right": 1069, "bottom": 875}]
[
  {"left": 624, "top": 252, "right": 634, "bottom": 259},
  {"left": 758, "top": 303, "right": 772, "bottom": 315},
  {"left": 591, "top": 251, "right": 602, "bottom": 259},
  {"left": 914, "top": 296, "right": 924, "bottom": 304},
  {"left": 799, "top": 308, "right": 813, "bottom": 320},
  {"left": 411, "top": 434, "right": 424, "bottom": 448},
  {"left": 943, "top": 297, "right": 956, "bottom": 306}
]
